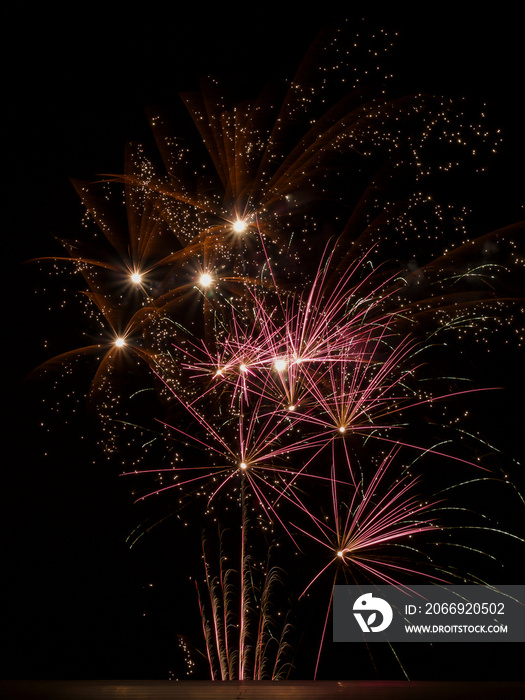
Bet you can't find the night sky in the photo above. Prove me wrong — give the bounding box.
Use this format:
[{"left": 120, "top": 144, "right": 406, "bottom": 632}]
[{"left": 4, "top": 6, "right": 524, "bottom": 683}]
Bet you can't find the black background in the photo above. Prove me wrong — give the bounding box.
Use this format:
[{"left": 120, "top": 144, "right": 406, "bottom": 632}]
[{"left": 4, "top": 4, "right": 524, "bottom": 682}]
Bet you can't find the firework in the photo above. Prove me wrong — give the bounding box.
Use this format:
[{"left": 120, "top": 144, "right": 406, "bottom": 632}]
[
  {"left": 33, "top": 21, "right": 524, "bottom": 680},
  {"left": 197, "top": 524, "right": 294, "bottom": 681}
]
